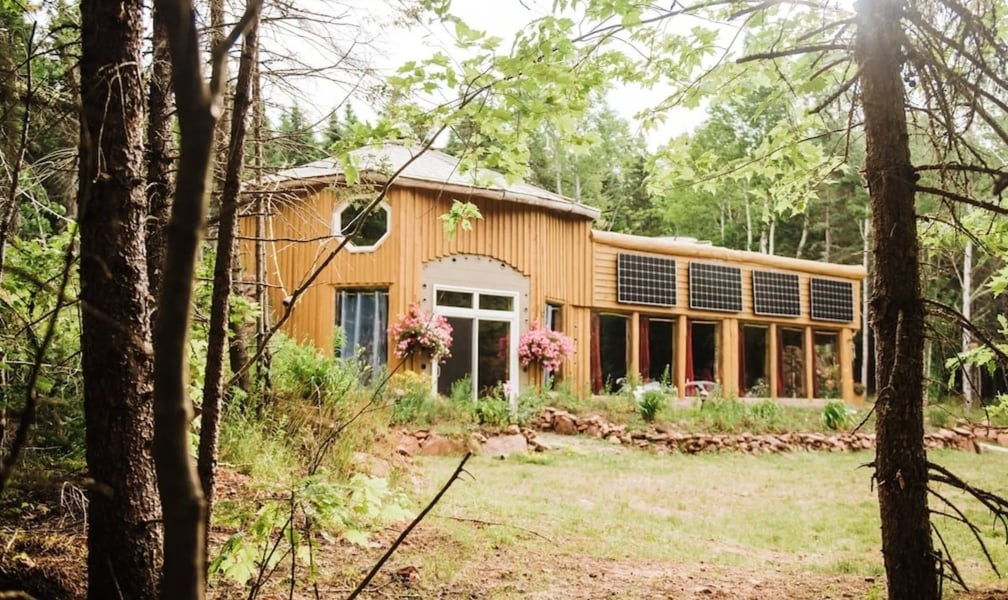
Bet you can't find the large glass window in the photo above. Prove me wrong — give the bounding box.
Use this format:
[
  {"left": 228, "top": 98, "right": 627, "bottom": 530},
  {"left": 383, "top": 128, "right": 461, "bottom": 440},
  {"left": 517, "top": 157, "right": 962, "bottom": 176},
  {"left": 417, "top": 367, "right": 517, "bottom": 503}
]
[
  {"left": 336, "top": 289, "right": 389, "bottom": 375},
  {"left": 433, "top": 286, "right": 519, "bottom": 404},
  {"left": 779, "top": 328, "right": 806, "bottom": 398}
]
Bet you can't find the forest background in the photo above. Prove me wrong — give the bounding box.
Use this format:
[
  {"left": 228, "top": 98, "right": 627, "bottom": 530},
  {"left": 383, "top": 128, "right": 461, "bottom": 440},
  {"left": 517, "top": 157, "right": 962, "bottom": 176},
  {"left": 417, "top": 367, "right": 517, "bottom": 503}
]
[{"left": 0, "top": 0, "right": 1007, "bottom": 599}]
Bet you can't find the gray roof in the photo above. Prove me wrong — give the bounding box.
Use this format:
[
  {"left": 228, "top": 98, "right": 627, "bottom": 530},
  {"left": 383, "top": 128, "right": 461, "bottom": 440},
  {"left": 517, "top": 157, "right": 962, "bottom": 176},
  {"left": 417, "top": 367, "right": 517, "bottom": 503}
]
[{"left": 266, "top": 143, "right": 601, "bottom": 220}]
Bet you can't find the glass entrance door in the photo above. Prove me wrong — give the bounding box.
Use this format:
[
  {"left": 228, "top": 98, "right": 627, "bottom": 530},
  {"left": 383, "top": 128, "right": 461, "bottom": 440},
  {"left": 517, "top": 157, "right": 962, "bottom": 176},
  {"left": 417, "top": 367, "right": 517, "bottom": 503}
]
[{"left": 433, "top": 287, "right": 519, "bottom": 404}]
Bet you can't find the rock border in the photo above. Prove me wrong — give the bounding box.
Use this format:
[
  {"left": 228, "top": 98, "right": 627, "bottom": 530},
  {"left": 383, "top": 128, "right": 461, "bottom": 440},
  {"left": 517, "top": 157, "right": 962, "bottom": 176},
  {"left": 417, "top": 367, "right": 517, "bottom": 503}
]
[{"left": 529, "top": 407, "right": 1005, "bottom": 455}]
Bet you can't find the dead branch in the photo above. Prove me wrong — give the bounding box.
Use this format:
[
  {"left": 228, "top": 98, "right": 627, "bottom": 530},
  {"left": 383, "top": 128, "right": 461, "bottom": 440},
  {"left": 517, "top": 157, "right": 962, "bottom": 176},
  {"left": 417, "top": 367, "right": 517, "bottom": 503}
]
[
  {"left": 438, "top": 515, "right": 555, "bottom": 544},
  {"left": 926, "top": 460, "right": 1008, "bottom": 584},
  {"left": 922, "top": 299, "right": 1008, "bottom": 370},
  {"left": 737, "top": 43, "right": 848, "bottom": 63},
  {"left": 347, "top": 453, "right": 473, "bottom": 600},
  {"left": 929, "top": 520, "right": 967, "bottom": 591},
  {"left": 809, "top": 69, "right": 860, "bottom": 115},
  {"left": 916, "top": 185, "right": 1008, "bottom": 216}
]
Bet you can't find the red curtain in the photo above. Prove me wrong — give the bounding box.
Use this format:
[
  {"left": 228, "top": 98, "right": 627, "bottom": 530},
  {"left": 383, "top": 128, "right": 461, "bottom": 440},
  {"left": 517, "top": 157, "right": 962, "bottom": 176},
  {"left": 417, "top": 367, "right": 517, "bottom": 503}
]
[
  {"left": 685, "top": 321, "right": 694, "bottom": 382},
  {"left": 638, "top": 317, "right": 650, "bottom": 380},
  {"left": 738, "top": 323, "right": 746, "bottom": 395},
  {"left": 590, "top": 313, "right": 603, "bottom": 393}
]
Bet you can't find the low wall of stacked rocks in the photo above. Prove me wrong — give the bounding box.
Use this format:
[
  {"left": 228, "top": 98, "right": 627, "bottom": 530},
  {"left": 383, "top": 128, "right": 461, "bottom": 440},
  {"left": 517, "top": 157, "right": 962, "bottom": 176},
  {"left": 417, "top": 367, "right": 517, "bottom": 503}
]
[{"left": 529, "top": 407, "right": 1008, "bottom": 455}]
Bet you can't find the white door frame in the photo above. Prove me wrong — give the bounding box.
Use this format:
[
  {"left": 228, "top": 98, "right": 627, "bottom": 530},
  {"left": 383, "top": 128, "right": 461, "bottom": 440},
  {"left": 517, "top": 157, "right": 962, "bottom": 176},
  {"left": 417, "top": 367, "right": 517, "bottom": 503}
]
[{"left": 431, "top": 285, "right": 520, "bottom": 409}]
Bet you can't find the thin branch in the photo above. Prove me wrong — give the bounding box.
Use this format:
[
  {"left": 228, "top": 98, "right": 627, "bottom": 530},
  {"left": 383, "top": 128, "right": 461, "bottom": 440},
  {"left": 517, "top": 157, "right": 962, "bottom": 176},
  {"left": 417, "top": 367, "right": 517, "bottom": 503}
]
[
  {"left": 929, "top": 519, "right": 968, "bottom": 591},
  {"left": 438, "top": 515, "right": 555, "bottom": 544},
  {"left": 915, "top": 185, "right": 1008, "bottom": 216},
  {"left": 809, "top": 68, "right": 860, "bottom": 114},
  {"left": 347, "top": 453, "right": 473, "bottom": 600},
  {"left": 737, "top": 43, "right": 848, "bottom": 63}
]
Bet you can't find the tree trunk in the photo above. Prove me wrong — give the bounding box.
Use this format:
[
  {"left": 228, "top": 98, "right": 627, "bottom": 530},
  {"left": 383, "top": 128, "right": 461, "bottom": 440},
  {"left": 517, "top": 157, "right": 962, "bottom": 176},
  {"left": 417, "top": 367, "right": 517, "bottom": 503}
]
[
  {"left": 768, "top": 216, "right": 775, "bottom": 256},
  {"left": 796, "top": 205, "right": 809, "bottom": 259},
  {"left": 744, "top": 190, "right": 752, "bottom": 251},
  {"left": 962, "top": 238, "right": 975, "bottom": 408},
  {"left": 823, "top": 203, "right": 832, "bottom": 262},
  {"left": 252, "top": 59, "right": 271, "bottom": 382},
  {"left": 861, "top": 211, "right": 870, "bottom": 390},
  {"left": 855, "top": 1, "right": 938, "bottom": 598},
  {"left": 79, "top": 0, "right": 163, "bottom": 595},
  {"left": 146, "top": 5, "right": 174, "bottom": 296},
  {"left": 198, "top": 10, "right": 258, "bottom": 569}
]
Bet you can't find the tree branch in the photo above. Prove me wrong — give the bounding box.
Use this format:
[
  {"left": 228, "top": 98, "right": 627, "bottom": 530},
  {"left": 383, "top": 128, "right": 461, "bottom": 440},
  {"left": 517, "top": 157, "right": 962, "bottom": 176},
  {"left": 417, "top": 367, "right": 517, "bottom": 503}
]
[
  {"left": 347, "top": 453, "right": 473, "bottom": 600},
  {"left": 737, "top": 43, "right": 848, "bottom": 63},
  {"left": 915, "top": 185, "right": 1008, "bottom": 216}
]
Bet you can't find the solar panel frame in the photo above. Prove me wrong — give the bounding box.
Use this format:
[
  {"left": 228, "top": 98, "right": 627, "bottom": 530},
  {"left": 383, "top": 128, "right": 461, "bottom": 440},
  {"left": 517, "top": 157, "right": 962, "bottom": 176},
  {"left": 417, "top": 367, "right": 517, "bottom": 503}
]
[
  {"left": 616, "top": 253, "right": 678, "bottom": 307},
  {"left": 752, "top": 270, "right": 802, "bottom": 317},
  {"left": 688, "top": 262, "right": 743, "bottom": 312},
  {"left": 809, "top": 277, "right": 855, "bottom": 322}
]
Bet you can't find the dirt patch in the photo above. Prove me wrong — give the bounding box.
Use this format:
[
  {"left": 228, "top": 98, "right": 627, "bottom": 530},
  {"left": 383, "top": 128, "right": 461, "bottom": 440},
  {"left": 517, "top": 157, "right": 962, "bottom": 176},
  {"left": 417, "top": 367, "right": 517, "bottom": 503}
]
[{"left": 330, "top": 526, "right": 881, "bottom": 600}]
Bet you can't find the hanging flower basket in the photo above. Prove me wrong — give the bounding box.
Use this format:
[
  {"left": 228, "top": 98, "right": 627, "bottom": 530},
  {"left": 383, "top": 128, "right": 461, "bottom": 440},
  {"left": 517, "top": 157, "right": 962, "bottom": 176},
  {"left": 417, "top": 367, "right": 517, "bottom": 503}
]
[
  {"left": 388, "top": 304, "right": 453, "bottom": 363},
  {"left": 518, "top": 323, "right": 574, "bottom": 373}
]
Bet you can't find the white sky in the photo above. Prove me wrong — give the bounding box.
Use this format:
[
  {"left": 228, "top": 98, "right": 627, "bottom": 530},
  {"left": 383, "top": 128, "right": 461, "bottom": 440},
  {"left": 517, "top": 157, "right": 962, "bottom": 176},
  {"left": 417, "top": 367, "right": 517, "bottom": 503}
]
[{"left": 264, "top": 0, "right": 707, "bottom": 149}]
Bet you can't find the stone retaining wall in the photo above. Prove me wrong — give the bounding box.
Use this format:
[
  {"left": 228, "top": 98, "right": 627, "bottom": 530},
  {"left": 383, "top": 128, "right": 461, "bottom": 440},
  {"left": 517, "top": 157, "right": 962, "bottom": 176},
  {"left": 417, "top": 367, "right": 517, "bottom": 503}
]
[{"left": 530, "top": 407, "right": 1007, "bottom": 455}]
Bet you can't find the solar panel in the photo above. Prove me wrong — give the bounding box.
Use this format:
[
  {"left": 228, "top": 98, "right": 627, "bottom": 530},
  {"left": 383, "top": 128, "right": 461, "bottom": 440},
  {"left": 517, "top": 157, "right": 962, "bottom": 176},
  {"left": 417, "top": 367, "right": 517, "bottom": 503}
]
[
  {"left": 616, "top": 253, "right": 677, "bottom": 307},
  {"left": 752, "top": 270, "right": 801, "bottom": 317},
  {"left": 810, "top": 278, "right": 855, "bottom": 322},
  {"left": 689, "top": 262, "right": 743, "bottom": 312}
]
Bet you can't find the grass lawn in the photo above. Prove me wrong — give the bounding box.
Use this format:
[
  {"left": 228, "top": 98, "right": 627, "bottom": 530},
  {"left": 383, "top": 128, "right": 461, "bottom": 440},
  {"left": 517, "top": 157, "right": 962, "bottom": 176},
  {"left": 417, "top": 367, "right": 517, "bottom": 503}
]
[{"left": 383, "top": 440, "right": 1008, "bottom": 598}]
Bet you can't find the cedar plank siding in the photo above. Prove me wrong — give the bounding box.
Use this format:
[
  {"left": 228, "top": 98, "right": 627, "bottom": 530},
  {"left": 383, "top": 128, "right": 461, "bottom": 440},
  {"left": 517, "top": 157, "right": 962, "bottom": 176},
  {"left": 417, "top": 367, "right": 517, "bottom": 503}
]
[{"left": 242, "top": 146, "right": 866, "bottom": 404}]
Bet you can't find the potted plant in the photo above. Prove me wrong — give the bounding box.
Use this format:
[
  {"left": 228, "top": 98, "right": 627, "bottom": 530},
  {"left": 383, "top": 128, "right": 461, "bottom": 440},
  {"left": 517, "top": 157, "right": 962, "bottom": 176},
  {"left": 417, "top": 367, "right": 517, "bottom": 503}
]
[
  {"left": 388, "top": 304, "right": 453, "bottom": 362},
  {"left": 517, "top": 322, "right": 574, "bottom": 373}
]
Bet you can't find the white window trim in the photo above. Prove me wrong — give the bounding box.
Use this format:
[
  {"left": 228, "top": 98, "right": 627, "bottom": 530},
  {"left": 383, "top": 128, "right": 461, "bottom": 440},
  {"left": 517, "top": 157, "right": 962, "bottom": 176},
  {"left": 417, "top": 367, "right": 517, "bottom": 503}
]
[
  {"left": 331, "top": 198, "right": 391, "bottom": 253},
  {"left": 431, "top": 284, "right": 520, "bottom": 410}
]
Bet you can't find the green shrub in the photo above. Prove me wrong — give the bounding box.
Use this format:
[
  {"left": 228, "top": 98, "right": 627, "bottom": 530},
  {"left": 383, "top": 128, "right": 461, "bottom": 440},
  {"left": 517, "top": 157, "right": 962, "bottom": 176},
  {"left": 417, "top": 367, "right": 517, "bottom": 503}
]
[
  {"left": 385, "top": 371, "right": 435, "bottom": 425},
  {"left": 700, "top": 397, "right": 749, "bottom": 432},
  {"left": 636, "top": 390, "right": 666, "bottom": 423},
  {"left": 269, "top": 334, "right": 358, "bottom": 403},
  {"left": 513, "top": 388, "right": 547, "bottom": 426},
  {"left": 926, "top": 403, "right": 953, "bottom": 429},
  {"left": 450, "top": 375, "right": 473, "bottom": 406},
  {"left": 474, "top": 396, "right": 510, "bottom": 427},
  {"left": 821, "top": 400, "right": 851, "bottom": 431},
  {"left": 749, "top": 399, "right": 784, "bottom": 428}
]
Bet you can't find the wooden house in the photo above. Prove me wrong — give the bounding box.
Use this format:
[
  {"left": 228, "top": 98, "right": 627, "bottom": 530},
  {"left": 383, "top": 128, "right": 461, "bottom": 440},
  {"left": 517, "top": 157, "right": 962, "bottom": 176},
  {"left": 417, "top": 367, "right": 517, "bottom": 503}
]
[{"left": 241, "top": 144, "right": 867, "bottom": 404}]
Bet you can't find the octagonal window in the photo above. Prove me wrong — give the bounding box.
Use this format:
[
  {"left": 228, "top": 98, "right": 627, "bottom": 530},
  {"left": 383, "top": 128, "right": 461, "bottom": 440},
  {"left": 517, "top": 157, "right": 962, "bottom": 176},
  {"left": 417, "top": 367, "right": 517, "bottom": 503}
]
[{"left": 333, "top": 199, "right": 390, "bottom": 252}]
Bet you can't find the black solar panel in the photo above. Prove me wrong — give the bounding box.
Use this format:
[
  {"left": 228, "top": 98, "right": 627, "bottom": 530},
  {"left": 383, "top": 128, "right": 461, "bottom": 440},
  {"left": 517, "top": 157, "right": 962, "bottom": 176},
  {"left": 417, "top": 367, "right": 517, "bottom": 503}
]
[
  {"left": 752, "top": 270, "right": 801, "bottom": 317},
  {"left": 689, "top": 262, "right": 743, "bottom": 312},
  {"left": 617, "top": 253, "right": 677, "bottom": 307},
  {"left": 810, "top": 278, "right": 855, "bottom": 322}
]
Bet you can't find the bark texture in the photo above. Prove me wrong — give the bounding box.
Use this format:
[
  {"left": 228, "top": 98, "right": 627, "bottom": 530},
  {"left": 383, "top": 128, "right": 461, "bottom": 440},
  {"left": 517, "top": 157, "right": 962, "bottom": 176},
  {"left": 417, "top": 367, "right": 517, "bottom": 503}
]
[
  {"left": 78, "top": 0, "right": 163, "bottom": 595},
  {"left": 145, "top": 5, "right": 175, "bottom": 298},
  {"left": 855, "top": 1, "right": 938, "bottom": 598}
]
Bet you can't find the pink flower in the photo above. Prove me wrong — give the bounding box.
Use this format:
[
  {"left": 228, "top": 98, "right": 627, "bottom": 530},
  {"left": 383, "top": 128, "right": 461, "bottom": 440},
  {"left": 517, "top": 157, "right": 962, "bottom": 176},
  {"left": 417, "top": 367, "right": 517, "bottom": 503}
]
[
  {"left": 388, "top": 304, "right": 453, "bottom": 362},
  {"left": 517, "top": 322, "right": 574, "bottom": 372}
]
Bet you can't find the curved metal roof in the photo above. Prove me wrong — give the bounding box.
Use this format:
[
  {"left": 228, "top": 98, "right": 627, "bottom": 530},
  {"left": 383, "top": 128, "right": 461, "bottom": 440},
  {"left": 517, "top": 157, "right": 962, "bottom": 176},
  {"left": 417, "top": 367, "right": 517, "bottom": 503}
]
[{"left": 264, "top": 143, "right": 601, "bottom": 221}]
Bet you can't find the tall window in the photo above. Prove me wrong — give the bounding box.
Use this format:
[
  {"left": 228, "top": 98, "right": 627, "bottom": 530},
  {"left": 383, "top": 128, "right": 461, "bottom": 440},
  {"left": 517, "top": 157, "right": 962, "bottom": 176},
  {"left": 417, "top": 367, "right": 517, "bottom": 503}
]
[
  {"left": 433, "top": 287, "right": 519, "bottom": 403},
  {"left": 336, "top": 289, "right": 389, "bottom": 374}
]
